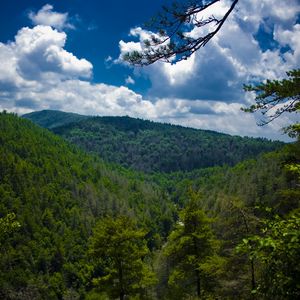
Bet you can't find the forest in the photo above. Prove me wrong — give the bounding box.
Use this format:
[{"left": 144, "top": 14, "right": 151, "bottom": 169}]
[
  {"left": 1, "top": 103, "right": 299, "bottom": 299},
  {"left": 24, "top": 110, "right": 283, "bottom": 173},
  {"left": 0, "top": 0, "right": 299, "bottom": 298}
]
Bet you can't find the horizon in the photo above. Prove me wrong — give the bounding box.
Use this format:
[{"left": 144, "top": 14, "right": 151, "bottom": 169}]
[
  {"left": 0, "top": 0, "right": 299, "bottom": 142},
  {"left": 22, "top": 109, "right": 287, "bottom": 143}
]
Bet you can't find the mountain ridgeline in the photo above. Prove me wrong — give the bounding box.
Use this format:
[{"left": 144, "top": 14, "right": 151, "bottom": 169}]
[
  {"left": 23, "top": 109, "right": 89, "bottom": 129},
  {"left": 1, "top": 111, "right": 299, "bottom": 299},
  {"left": 23, "top": 110, "right": 284, "bottom": 173}
]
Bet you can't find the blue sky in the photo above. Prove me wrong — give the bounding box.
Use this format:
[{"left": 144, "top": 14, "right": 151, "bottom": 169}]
[{"left": 0, "top": 0, "right": 299, "bottom": 140}]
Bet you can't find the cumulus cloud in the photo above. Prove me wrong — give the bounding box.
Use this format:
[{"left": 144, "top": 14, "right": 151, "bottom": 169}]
[
  {"left": 118, "top": 0, "right": 300, "bottom": 103},
  {"left": 274, "top": 24, "right": 300, "bottom": 66},
  {"left": 0, "top": 2, "right": 298, "bottom": 142},
  {"left": 0, "top": 23, "right": 93, "bottom": 115},
  {"left": 28, "top": 4, "right": 73, "bottom": 30},
  {"left": 0, "top": 25, "right": 92, "bottom": 85}
]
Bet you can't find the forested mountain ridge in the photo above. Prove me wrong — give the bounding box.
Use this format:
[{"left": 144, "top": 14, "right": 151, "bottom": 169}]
[
  {"left": 154, "top": 143, "right": 300, "bottom": 298},
  {"left": 0, "top": 112, "right": 175, "bottom": 298},
  {"left": 1, "top": 111, "right": 299, "bottom": 299},
  {"left": 23, "top": 110, "right": 284, "bottom": 173},
  {"left": 23, "top": 109, "right": 89, "bottom": 129}
]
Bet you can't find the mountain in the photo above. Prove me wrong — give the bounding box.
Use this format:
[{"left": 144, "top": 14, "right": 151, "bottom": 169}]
[
  {"left": 0, "top": 112, "right": 174, "bottom": 298},
  {"left": 23, "top": 110, "right": 284, "bottom": 173},
  {"left": 23, "top": 109, "right": 89, "bottom": 129},
  {"left": 2, "top": 111, "right": 298, "bottom": 299}
]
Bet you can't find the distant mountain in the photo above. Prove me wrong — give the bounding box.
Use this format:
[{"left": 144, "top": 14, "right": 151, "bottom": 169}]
[
  {"left": 23, "top": 109, "right": 88, "bottom": 129},
  {"left": 24, "top": 110, "right": 284, "bottom": 173},
  {"left": 2, "top": 111, "right": 298, "bottom": 299}
]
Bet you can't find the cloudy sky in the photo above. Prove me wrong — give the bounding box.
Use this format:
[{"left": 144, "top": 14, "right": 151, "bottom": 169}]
[{"left": 0, "top": 0, "right": 299, "bottom": 141}]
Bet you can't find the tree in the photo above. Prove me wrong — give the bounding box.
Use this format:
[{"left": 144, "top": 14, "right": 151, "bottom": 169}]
[
  {"left": 0, "top": 213, "right": 20, "bottom": 246},
  {"left": 237, "top": 211, "right": 300, "bottom": 299},
  {"left": 240, "top": 69, "right": 300, "bottom": 298},
  {"left": 88, "top": 216, "right": 157, "bottom": 300},
  {"left": 123, "top": 0, "right": 239, "bottom": 65},
  {"left": 242, "top": 69, "right": 300, "bottom": 209},
  {"left": 163, "top": 193, "right": 224, "bottom": 298},
  {"left": 242, "top": 69, "right": 300, "bottom": 128}
]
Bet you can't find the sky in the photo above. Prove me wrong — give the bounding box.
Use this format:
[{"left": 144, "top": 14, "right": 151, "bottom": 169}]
[{"left": 0, "top": 0, "right": 299, "bottom": 141}]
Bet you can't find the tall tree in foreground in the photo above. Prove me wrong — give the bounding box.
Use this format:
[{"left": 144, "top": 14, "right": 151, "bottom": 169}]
[
  {"left": 164, "top": 192, "right": 224, "bottom": 299},
  {"left": 243, "top": 69, "right": 300, "bottom": 212},
  {"left": 242, "top": 69, "right": 300, "bottom": 128},
  {"left": 239, "top": 70, "right": 300, "bottom": 298},
  {"left": 89, "top": 216, "right": 157, "bottom": 300},
  {"left": 123, "top": 0, "right": 239, "bottom": 65}
]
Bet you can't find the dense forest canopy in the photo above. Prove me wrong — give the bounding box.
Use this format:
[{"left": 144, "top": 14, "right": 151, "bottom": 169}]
[
  {"left": 0, "top": 112, "right": 175, "bottom": 299},
  {"left": 1, "top": 109, "right": 299, "bottom": 299},
  {"left": 24, "top": 110, "right": 284, "bottom": 173},
  {"left": 0, "top": 0, "right": 299, "bottom": 298}
]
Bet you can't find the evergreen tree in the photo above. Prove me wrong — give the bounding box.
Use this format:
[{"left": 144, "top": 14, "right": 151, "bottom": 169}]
[
  {"left": 123, "top": 0, "right": 239, "bottom": 65},
  {"left": 243, "top": 69, "right": 299, "bottom": 128},
  {"left": 0, "top": 213, "right": 20, "bottom": 245},
  {"left": 89, "top": 216, "right": 157, "bottom": 300},
  {"left": 164, "top": 192, "right": 224, "bottom": 298},
  {"left": 239, "top": 70, "right": 300, "bottom": 298}
]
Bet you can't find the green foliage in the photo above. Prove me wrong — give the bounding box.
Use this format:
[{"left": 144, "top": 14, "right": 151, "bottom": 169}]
[
  {"left": 25, "top": 110, "right": 284, "bottom": 173},
  {"left": 167, "top": 147, "right": 295, "bottom": 214},
  {"left": 163, "top": 192, "right": 225, "bottom": 298},
  {"left": 160, "top": 143, "right": 299, "bottom": 298},
  {"left": 0, "top": 112, "right": 174, "bottom": 298},
  {"left": 237, "top": 211, "right": 300, "bottom": 299},
  {"left": 243, "top": 69, "right": 300, "bottom": 126},
  {"left": 23, "top": 109, "right": 88, "bottom": 129},
  {"left": 89, "top": 216, "right": 157, "bottom": 299},
  {"left": 0, "top": 213, "right": 20, "bottom": 244},
  {"left": 0, "top": 110, "right": 298, "bottom": 299}
]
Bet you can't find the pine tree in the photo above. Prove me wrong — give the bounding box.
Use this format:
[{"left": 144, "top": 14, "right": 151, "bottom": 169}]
[
  {"left": 164, "top": 192, "right": 224, "bottom": 298},
  {"left": 89, "top": 215, "right": 157, "bottom": 300}
]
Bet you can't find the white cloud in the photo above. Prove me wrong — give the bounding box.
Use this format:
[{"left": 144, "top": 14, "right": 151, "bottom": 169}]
[
  {"left": 274, "top": 24, "right": 300, "bottom": 66},
  {"left": 0, "top": 2, "right": 297, "bottom": 142},
  {"left": 259, "top": 0, "right": 300, "bottom": 22},
  {"left": 125, "top": 76, "right": 135, "bottom": 85},
  {"left": 162, "top": 54, "right": 196, "bottom": 86},
  {"left": 105, "top": 55, "right": 113, "bottom": 62},
  {"left": 0, "top": 25, "right": 92, "bottom": 83},
  {"left": 237, "top": 0, "right": 300, "bottom": 32},
  {"left": 28, "top": 4, "right": 73, "bottom": 30},
  {"left": 117, "top": 0, "right": 299, "bottom": 102}
]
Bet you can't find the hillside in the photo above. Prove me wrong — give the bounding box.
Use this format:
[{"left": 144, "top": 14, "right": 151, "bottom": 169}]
[
  {"left": 0, "top": 112, "right": 174, "bottom": 298},
  {"left": 1, "top": 111, "right": 299, "bottom": 299},
  {"left": 23, "top": 110, "right": 284, "bottom": 173},
  {"left": 150, "top": 142, "right": 300, "bottom": 298},
  {"left": 23, "top": 110, "right": 89, "bottom": 129}
]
